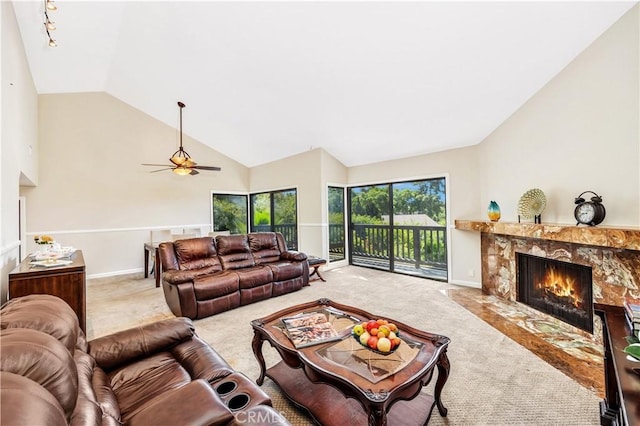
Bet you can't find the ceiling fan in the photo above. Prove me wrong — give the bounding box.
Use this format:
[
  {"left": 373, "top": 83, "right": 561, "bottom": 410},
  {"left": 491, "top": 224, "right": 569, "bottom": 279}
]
[{"left": 142, "top": 101, "right": 221, "bottom": 176}]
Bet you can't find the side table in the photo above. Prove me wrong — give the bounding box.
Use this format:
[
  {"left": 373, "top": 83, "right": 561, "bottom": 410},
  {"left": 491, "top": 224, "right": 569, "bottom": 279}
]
[
  {"left": 307, "top": 256, "right": 327, "bottom": 282},
  {"left": 8, "top": 251, "right": 86, "bottom": 332}
]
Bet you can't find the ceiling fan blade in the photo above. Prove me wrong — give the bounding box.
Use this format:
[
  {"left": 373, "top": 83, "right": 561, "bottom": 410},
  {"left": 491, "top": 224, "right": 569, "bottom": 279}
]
[
  {"left": 142, "top": 163, "right": 173, "bottom": 167},
  {"left": 189, "top": 169, "right": 200, "bottom": 175},
  {"left": 150, "top": 168, "right": 173, "bottom": 173},
  {"left": 193, "top": 165, "right": 222, "bottom": 171}
]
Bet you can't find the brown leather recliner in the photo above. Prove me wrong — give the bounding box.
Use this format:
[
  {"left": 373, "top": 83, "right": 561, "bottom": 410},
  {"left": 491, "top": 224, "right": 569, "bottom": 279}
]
[
  {"left": 160, "top": 232, "right": 309, "bottom": 320},
  {"left": 0, "top": 294, "right": 290, "bottom": 426}
]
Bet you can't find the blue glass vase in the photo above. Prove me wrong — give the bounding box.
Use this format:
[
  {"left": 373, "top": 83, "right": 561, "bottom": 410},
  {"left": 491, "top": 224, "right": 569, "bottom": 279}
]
[{"left": 487, "top": 201, "right": 501, "bottom": 222}]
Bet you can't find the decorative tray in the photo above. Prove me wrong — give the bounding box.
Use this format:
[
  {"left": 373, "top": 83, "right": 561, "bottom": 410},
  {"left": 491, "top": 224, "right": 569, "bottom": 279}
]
[{"left": 30, "top": 260, "right": 73, "bottom": 268}]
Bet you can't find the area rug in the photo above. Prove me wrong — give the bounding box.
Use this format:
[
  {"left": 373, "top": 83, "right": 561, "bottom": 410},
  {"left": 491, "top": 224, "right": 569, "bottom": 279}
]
[{"left": 86, "top": 266, "right": 601, "bottom": 425}]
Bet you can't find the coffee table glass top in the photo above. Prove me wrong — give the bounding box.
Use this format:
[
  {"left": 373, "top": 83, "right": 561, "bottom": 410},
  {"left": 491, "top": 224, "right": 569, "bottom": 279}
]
[
  {"left": 317, "top": 334, "right": 423, "bottom": 383},
  {"left": 269, "top": 304, "right": 424, "bottom": 384}
]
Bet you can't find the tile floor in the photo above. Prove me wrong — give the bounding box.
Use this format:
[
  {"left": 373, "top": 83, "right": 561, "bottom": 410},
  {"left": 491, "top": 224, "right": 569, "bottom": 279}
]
[{"left": 447, "top": 287, "right": 605, "bottom": 397}]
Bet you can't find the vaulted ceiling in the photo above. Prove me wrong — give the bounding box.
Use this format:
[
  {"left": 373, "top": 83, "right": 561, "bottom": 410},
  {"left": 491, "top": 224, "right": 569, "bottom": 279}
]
[{"left": 12, "top": 1, "right": 636, "bottom": 167}]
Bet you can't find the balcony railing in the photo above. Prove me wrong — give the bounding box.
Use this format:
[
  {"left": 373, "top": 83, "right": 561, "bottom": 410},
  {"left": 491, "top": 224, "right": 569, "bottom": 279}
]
[
  {"left": 252, "top": 224, "right": 298, "bottom": 250},
  {"left": 350, "top": 224, "right": 447, "bottom": 280}
]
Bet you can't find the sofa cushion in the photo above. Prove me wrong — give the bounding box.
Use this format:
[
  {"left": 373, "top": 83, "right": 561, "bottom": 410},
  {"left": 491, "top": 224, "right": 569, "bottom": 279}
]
[
  {"left": 217, "top": 235, "right": 256, "bottom": 270},
  {"left": 0, "top": 328, "right": 78, "bottom": 421},
  {"left": 249, "top": 233, "right": 282, "bottom": 264},
  {"left": 0, "top": 294, "right": 80, "bottom": 352},
  {"left": 193, "top": 271, "right": 239, "bottom": 300},
  {"left": 174, "top": 237, "right": 222, "bottom": 272},
  {"left": 236, "top": 266, "right": 273, "bottom": 289},
  {"left": 163, "top": 268, "right": 221, "bottom": 285},
  {"left": 108, "top": 352, "right": 194, "bottom": 422},
  {"left": 267, "top": 261, "right": 304, "bottom": 281},
  {"left": 0, "top": 372, "right": 68, "bottom": 426}
]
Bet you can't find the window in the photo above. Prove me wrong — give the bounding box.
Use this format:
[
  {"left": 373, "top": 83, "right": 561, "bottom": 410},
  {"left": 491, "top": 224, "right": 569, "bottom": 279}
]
[
  {"left": 211, "top": 193, "right": 248, "bottom": 234},
  {"left": 250, "top": 189, "right": 298, "bottom": 249}
]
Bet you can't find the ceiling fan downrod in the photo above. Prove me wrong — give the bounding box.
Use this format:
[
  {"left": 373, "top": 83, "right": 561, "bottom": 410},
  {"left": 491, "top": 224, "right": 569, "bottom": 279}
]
[{"left": 170, "top": 101, "right": 194, "bottom": 167}]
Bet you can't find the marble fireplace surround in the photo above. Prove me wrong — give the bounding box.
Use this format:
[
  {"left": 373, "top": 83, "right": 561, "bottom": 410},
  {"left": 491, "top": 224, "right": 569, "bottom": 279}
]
[{"left": 455, "top": 220, "right": 640, "bottom": 308}]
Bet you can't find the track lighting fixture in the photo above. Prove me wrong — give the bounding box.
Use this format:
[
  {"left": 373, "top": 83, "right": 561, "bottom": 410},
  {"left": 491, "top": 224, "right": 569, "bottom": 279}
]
[{"left": 44, "top": 0, "right": 57, "bottom": 47}]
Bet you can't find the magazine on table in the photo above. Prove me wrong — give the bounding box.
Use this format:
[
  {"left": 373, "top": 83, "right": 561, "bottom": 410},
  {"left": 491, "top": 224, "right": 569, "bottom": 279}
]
[{"left": 282, "top": 311, "right": 348, "bottom": 348}]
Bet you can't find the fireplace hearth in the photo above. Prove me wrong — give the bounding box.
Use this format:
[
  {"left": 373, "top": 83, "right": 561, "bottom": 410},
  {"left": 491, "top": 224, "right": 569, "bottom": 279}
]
[{"left": 517, "top": 253, "right": 593, "bottom": 333}]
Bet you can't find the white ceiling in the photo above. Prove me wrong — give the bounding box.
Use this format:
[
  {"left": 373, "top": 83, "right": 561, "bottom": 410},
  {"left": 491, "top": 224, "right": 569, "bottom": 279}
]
[{"left": 12, "top": 1, "right": 636, "bottom": 167}]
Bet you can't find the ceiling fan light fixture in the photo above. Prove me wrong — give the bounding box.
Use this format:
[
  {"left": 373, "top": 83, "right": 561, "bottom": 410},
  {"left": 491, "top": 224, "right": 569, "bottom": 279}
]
[
  {"left": 170, "top": 152, "right": 187, "bottom": 165},
  {"left": 142, "top": 100, "right": 221, "bottom": 176},
  {"left": 46, "top": 0, "right": 57, "bottom": 11},
  {"left": 172, "top": 167, "right": 192, "bottom": 176}
]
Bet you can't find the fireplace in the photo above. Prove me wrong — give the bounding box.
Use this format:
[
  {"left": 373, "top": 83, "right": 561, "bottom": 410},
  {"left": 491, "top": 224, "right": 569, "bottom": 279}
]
[{"left": 517, "top": 253, "right": 593, "bottom": 333}]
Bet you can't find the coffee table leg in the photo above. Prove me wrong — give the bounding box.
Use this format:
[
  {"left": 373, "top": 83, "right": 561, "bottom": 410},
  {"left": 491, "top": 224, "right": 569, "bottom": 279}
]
[
  {"left": 368, "top": 406, "right": 387, "bottom": 426},
  {"left": 252, "top": 331, "right": 267, "bottom": 386},
  {"left": 434, "top": 349, "right": 450, "bottom": 416}
]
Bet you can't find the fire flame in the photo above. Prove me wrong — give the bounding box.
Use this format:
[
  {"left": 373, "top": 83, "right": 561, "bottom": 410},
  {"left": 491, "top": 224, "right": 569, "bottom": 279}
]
[{"left": 535, "top": 267, "right": 583, "bottom": 308}]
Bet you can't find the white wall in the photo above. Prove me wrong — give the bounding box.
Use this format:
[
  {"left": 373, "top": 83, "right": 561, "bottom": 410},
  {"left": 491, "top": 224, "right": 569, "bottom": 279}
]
[{"left": 1, "top": 2, "right": 39, "bottom": 302}]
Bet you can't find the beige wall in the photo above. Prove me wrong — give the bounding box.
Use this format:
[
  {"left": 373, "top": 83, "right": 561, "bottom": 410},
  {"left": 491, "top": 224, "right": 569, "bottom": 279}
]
[
  {"left": 3, "top": 5, "right": 638, "bottom": 293},
  {"left": 479, "top": 4, "right": 639, "bottom": 227},
  {"left": 250, "top": 148, "right": 325, "bottom": 256},
  {"left": 1, "top": 2, "right": 38, "bottom": 302},
  {"left": 21, "top": 92, "right": 249, "bottom": 278}
]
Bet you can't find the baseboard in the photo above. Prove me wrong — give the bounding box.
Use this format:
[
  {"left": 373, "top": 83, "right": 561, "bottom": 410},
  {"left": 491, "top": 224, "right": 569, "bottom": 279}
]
[
  {"left": 87, "top": 268, "right": 143, "bottom": 280},
  {"left": 449, "top": 278, "right": 481, "bottom": 289}
]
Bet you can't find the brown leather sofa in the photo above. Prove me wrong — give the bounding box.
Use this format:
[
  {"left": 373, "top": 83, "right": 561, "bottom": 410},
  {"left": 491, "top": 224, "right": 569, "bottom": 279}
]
[
  {"left": 160, "top": 232, "right": 309, "bottom": 319},
  {"left": 0, "top": 294, "right": 290, "bottom": 426}
]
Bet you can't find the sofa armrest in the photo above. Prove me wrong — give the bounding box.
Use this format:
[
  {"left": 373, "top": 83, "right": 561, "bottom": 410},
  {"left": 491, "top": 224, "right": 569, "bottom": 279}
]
[
  {"left": 88, "top": 317, "right": 195, "bottom": 370},
  {"left": 280, "top": 251, "right": 307, "bottom": 261}
]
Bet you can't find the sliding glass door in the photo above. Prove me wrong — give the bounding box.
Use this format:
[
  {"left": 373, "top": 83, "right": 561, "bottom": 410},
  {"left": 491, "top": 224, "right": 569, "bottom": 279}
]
[
  {"left": 349, "top": 184, "right": 391, "bottom": 271},
  {"left": 328, "top": 186, "right": 346, "bottom": 262},
  {"left": 348, "top": 178, "right": 447, "bottom": 281}
]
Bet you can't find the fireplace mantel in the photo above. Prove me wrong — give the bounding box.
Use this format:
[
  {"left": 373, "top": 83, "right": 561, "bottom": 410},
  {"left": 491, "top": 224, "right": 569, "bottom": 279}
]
[
  {"left": 454, "top": 219, "right": 640, "bottom": 309},
  {"left": 454, "top": 220, "right": 640, "bottom": 251}
]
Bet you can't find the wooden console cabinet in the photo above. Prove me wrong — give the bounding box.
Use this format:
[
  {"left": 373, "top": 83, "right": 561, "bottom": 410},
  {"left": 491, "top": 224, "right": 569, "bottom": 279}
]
[
  {"left": 595, "top": 304, "right": 639, "bottom": 426},
  {"left": 8, "top": 251, "right": 86, "bottom": 332}
]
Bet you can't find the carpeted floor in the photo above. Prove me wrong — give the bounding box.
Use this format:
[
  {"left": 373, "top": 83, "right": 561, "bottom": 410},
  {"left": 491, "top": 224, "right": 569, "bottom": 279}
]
[{"left": 86, "top": 265, "right": 601, "bottom": 425}]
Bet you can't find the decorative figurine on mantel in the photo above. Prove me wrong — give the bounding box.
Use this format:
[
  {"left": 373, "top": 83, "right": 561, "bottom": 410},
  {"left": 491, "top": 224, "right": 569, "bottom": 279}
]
[
  {"left": 517, "top": 188, "right": 546, "bottom": 224},
  {"left": 574, "top": 191, "right": 606, "bottom": 226},
  {"left": 487, "top": 201, "right": 501, "bottom": 222}
]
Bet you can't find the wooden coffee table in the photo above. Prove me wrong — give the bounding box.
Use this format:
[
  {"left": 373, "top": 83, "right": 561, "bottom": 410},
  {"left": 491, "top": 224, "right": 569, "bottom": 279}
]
[{"left": 251, "top": 298, "right": 450, "bottom": 426}]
